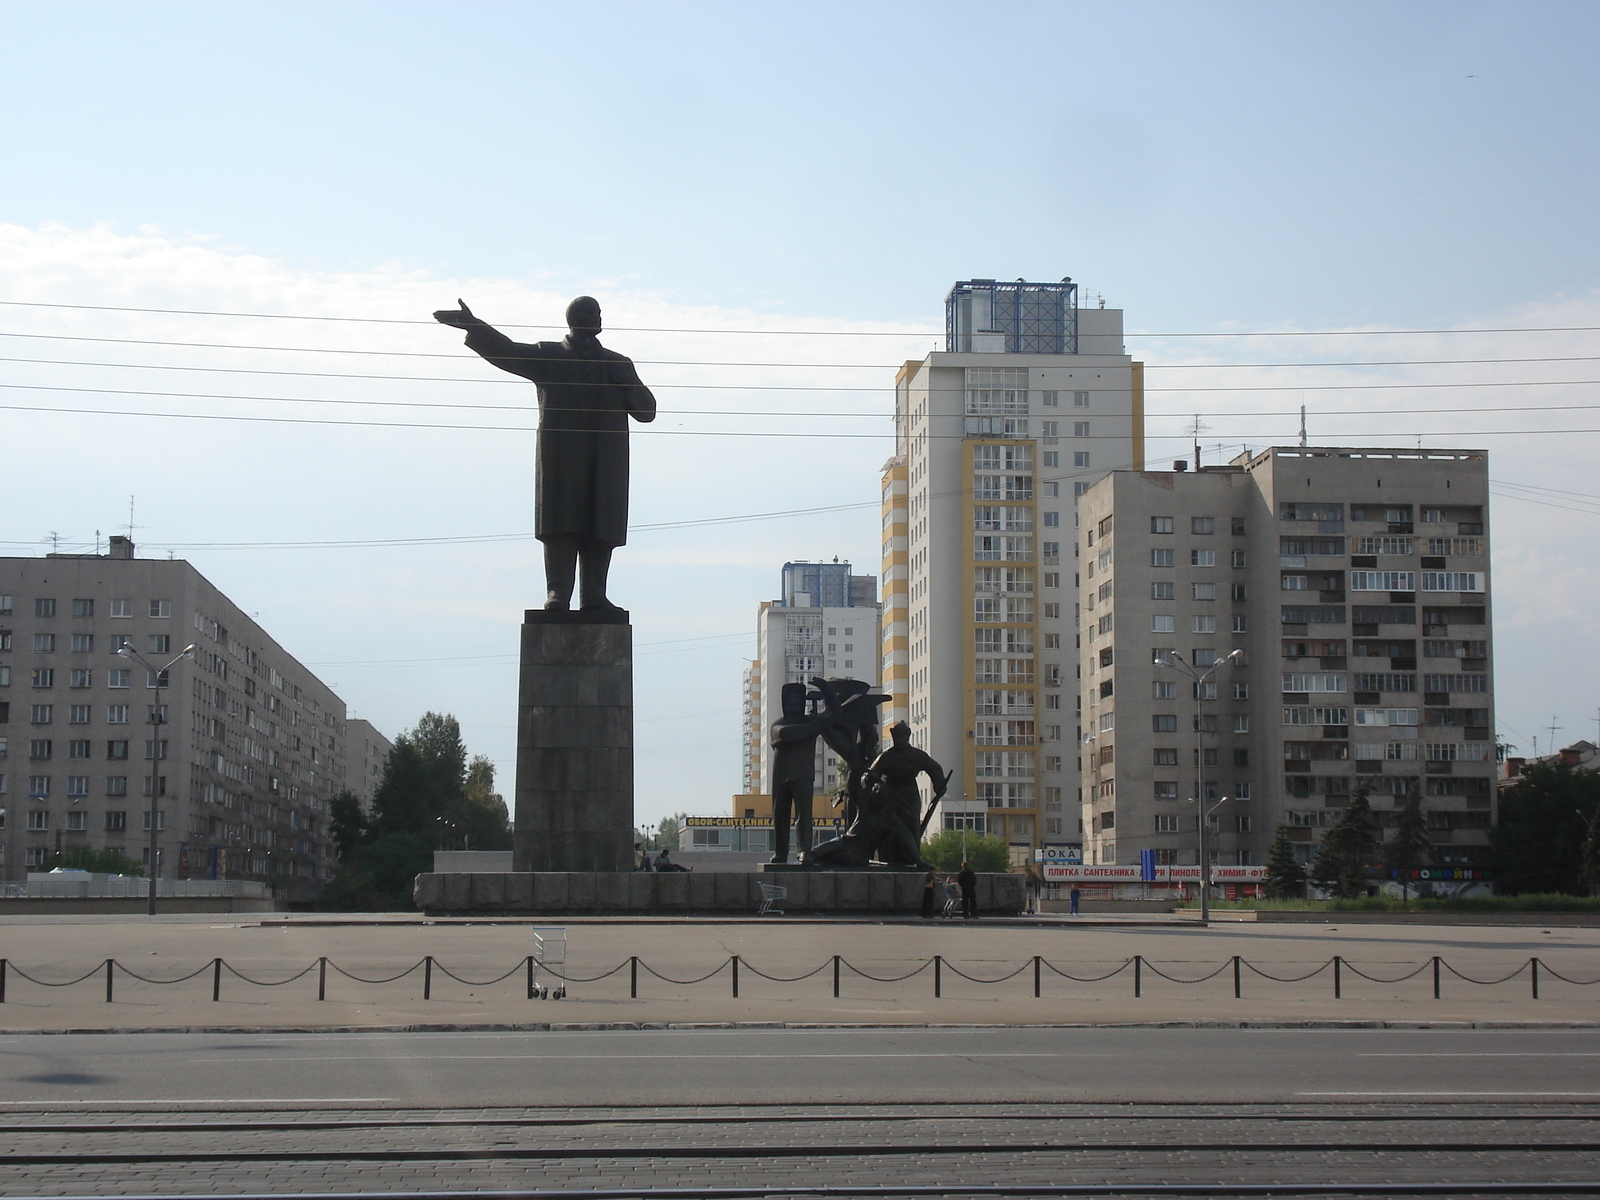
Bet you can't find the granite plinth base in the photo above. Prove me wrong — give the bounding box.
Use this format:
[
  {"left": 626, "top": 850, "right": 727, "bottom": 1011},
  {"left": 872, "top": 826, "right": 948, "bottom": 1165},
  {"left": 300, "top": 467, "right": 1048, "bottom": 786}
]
[
  {"left": 414, "top": 871, "right": 1026, "bottom": 915},
  {"left": 514, "top": 613, "right": 633, "bottom": 873}
]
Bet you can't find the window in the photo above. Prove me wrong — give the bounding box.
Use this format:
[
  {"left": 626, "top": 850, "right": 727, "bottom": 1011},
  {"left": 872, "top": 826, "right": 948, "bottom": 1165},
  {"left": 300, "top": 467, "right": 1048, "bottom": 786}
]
[
  {"left": 107, "top": 705, "right": 129, "bottom": 724},
  {"left": 71, "top": 599, "right": 94, "bottom": 619},
  {"left": 1042, "top": 511, "right": 1060, "bottom": 527},
  {"left": 1282, "top": 575, "right": 1308, "bottom": 591},
  {"left": 1231, "top": 615, "right": 1248, "bottom": 633},
  {"left": 110, "top": 599, "right": 133, "bottom": 618},
  {"left": 1151, "top": 614, "right": 1175, "bottom": 633},
  {"left": 69, "top": 669, "right": 91, "bottom": 688},
  {"left": 105, "top": 810, "right": 128, "bottom": 831},
  {"left": 69, "top": 705, "right": 90, "bottom": 724},
  {"left": 1151, "top": 517, "right": 1174, "bottom": 534},
  {"left": 1231, "top": 550, "right": 1247, "bottom": 568},
  {"left": 148, "top": 634, "right": 171, "bottom": 654},
  {"left": 66, "top": 775, "right": 89, "bottom": 797},
  {"left": 1041, "top": 390, "right": 1059, "bottom": 407},
  {"left": 1232, "top": 683, "right": 1249, "bottom": 700},
  {"left": 1152, "top": 714, "right": 1178, "bottom": 732},
  {"left": 1153, "top": 782, "right": 1179, "bottom": 799},
  {"left": 0, "top": 595, "right": 10, "bottom": 615},
  {"left": 1073, "top": 452, "right": 1090, "bottom": 468},
  {"left": 1231, "top": 518, "right": 1246, "bottom": 535},
  {"left": 68, "top": 739, "right": 90, "bottom": 758},
  {"left": 105, "top": 777, "right": 128, "bottom": 797},
  {"left": 68, "top": 634, "right": 93, "bottom": 655},
  {"left": 1040, "top": 421, "right": 1059, "bottom": 438},
  {"left": 30, "top": 704, "right": 52, "bottom": 724},
  {"left": 1151, "top": 582, "right": 1174, "bottom": 600},
  {"left": 1071, "top": 421, "right": 1090, "bottom": 438},
  {"left": 66, "top": 810, "right": 86, "bottom": 830},
  {"left": 1151, "top": 549, "right": 1174, "bottom": 568},
  {"left": 30, "top": 739, "right": 52, "bottom": 759},
  {"left": 27, "top": 777, "right": 50, "bottom": 798},
  {"left": 1192, "top": 615, "right": 1216, "bottom": 634},
  {"left": 149, "top": 600, "right": 172, "bottom": 619},
  {"left": 1192, "top": 583, "right": 1216, "bottom": 601},
  {"left": 107, "top": 739, "right": 129, "bottom": 760},
  {"left": 1155, "top": 814, "right": 1180, "bottom": 833},
  {"left": 1282, "top": 672, "right": 1347, "bottom": 692},
  {"left": 1153, "top": 681, "right": 1177, "bottom": 700},
  {"left": 1280, "top": 503, "right": 1345, "bottom": 522},
  {"left": 35, "top": 599, "right": 57, "bottom": 619},
  {"left": 1194, "top": 681, "right": 1217, "bottom": 700},
  {"left": 108, "top": 670, "right": 130, "bottom": 689},
  {"left": 1191, "top": 550, "right": 1215, "bottom": 567},
  {"left": 1153, "top": 748, "right": 1179, "bottom": 765},
  {"left": 31, "top": 668, "right": 54, "bottom": 688},
  {"left": 27, "top": 809, "right": 49, "bottom": 829},
  {"left": 1421, "top": 572, "right": 1483, "bottom": 593},
  {"left": 1350, "top": 571, "right": 1416, "bottom": 591},
  {"left": 1232, "top": 714, "right": 1250, "bottom": 733},
  {"left": 145, "top": 669, "right": 170, "bottom": 689},
  {"left": 1191, "top": 517, "right": 1215, "bottom": 535}
]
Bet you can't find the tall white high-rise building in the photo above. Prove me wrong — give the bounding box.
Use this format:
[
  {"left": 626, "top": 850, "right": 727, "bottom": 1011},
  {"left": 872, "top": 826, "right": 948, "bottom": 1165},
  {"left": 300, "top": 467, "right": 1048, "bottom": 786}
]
[{"left": 882, "top": 280, "right": 1145, "bottom": 863}]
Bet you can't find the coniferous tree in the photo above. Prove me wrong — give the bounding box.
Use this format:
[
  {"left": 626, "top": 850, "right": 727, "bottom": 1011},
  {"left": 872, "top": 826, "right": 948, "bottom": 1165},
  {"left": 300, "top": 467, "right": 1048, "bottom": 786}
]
[
  {"left": 1265, "top": 824, "right": 1307, "bottom": 899},
  {"left": 328, "top": 790, "right": 368, "bottom": 864},
  {"left": 1387, "top": 780, "right": 1432, "bottom": 900},
  {"left": 1310, "top": 785, "right": 1378, "bottom": 899}
]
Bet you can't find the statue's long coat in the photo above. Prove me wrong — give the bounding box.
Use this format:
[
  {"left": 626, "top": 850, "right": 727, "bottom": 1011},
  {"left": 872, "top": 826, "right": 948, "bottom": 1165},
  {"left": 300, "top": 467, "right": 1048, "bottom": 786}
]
[{"left": 463, "top": 325, "right": 656, "bottom": 547}]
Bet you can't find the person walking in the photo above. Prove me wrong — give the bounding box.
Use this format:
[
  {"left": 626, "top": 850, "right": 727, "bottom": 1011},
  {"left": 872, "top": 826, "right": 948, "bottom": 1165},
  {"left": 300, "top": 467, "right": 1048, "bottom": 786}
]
[
  {"left": 957, "top": 860, "right": 978, "bottom": 920},
  {"left": 1069, "top": 886, "right": 1081, "bottom": 917},
  {"left": 920, "top": 867, "right": 938, "bottom": 918}
]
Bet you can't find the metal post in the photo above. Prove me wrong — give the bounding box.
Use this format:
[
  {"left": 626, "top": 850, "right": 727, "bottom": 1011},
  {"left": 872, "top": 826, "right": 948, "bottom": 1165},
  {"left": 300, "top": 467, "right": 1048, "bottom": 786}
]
[
  {"left": 212, "top": 957, "right": 222, "bottom": 1002},
  {"left": 119, "top": 644, "right": 195, "bottom": 917},
  {"left": 1333, "top": 955, "right": 1341, "bottom": 999},
  {"left": 1433, "top": 955, "right": 1441, "bottom": 1000},
  {"left": 1134, "top": 955, "right": 1142, "bottom": 998},
  {"left": 105, "top": 958, "right": 114, "bottom": 1003},
  {"left": 1531, "top": 957, "right": 1539, "bottom": 1001},
  {"left": 833, "top": 955, "right": 841, "bottom": 999},
  {"left": 319, "top": 957, "right": 327, "bottom": 1001},
  {"left": 423, "top": 955, "right": 433, "bottom": 1000},
  {"left": 1034, "top": 955, "right": 1042, "bottom": 999},
  {"left": 1, "top": 958, "right": 7, "bottom": 1003},
  {"left": 934, "top": 955, "right": 942, "bottom": 998},
  {"left": 629, "top": 955, "right": 638, "bottom": 1000},
  {"left": 528, "top": 955, "right": 537, "bottom": 1000},
  {"left": 731, "top": 955, "right": 740, "bottom": 999},
  {"left": 1233, "top": 954, "right": 1241, "bottom": 999}
]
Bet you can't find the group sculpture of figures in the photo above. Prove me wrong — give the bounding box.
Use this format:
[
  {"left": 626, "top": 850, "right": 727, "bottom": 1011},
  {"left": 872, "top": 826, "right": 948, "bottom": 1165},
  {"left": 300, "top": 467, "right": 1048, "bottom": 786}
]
[{"left": 769, "top": 677, "right": 950, "bottom": 870}]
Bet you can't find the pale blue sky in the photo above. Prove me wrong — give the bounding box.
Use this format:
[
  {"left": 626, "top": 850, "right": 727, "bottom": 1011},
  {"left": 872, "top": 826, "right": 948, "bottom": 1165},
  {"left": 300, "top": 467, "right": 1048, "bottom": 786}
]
[
  {"left": 3, "top": 1, "right": 1597, "bottom": 326},
  {"left": 1, "top": 2, "right": 1598, "bottom": 820}
]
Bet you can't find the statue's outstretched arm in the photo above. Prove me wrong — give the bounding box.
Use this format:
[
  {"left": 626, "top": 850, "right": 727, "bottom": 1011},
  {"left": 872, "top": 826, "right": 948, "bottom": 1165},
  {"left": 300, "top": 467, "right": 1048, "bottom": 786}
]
[{"left": 434, "top": 299, "right": 545, "bottom": 383}]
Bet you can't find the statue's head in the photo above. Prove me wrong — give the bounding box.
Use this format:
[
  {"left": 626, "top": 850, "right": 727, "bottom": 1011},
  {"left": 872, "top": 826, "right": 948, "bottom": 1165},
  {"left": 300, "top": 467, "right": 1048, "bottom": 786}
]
[
  {"left": 566, "top": 295, "right": 602, "bottom": 334},
  {"left": 890, "top": 720, "right": 911, "bottom": 746},
  {"left": 781, "top": 681, "right": 808, "bottom": 718}
]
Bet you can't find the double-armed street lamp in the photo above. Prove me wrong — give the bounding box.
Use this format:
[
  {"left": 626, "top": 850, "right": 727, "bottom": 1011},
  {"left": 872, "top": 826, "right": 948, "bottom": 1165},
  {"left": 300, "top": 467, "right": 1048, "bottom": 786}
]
[
  {"left": 117, "top": 642, "right": 198, "bottom": 915},
  {"left": 1157, "top": 647, "right": 1244, "bottom": 924}
]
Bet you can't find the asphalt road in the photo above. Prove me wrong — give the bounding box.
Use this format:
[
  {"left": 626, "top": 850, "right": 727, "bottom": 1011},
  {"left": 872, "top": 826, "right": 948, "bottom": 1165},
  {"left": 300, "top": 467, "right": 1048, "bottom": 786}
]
[{"left": 6, "top": 1025, "right": 1600, "bottom": 1108}]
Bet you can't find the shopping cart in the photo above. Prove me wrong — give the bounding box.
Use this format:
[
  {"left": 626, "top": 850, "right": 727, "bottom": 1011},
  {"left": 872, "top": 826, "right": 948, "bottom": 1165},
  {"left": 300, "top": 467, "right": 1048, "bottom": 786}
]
[{"left": 530, "top": 926, "right": 567, "bottom": 999}]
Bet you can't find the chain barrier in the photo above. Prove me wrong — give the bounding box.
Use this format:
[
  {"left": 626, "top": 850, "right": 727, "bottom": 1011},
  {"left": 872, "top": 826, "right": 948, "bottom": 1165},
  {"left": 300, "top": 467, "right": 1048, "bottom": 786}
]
[{"left": 0, "top": 952, "right": 1593, "bottom": 1006}]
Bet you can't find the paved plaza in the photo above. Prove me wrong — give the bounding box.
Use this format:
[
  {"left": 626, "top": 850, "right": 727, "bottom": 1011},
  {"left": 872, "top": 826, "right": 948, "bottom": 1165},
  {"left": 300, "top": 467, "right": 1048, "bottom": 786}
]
[{"left": 0, "top": 914, "right": 1595, "bottom": 1031}]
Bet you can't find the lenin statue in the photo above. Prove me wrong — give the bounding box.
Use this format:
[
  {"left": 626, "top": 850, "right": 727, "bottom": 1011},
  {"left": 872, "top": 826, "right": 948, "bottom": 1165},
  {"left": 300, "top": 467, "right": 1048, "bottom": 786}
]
[{"left": 434, "top": 296, "right": 657, "bottom": 614}]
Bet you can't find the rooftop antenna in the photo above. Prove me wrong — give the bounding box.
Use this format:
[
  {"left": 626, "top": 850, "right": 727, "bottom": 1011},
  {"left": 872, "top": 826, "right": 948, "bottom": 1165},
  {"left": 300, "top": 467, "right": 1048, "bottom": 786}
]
[
  {"left": 1299, "top": 404, "right": 1308, "bottom": 448},
  {"left": 1549, "top": 716, "right": 1563, "bottom": 753},
  {"left": 95, "top": 529, "right": 101, "bottom": 556},
  {"left": 49, "top": 531, "right": 60, "bottom": 554},
  {"left": 1186, "top": 415, "right": 1208, "bottom": 471},
  {"left": 127, "top": 495, "right": 136, "bottom": 541}
]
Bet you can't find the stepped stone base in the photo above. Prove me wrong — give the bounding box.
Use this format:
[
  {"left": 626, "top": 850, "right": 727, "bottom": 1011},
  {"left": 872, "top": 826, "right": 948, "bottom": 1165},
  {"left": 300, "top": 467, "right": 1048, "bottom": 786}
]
[{"left": 413, "top": 871, "right": 1026, "bottom": 916}]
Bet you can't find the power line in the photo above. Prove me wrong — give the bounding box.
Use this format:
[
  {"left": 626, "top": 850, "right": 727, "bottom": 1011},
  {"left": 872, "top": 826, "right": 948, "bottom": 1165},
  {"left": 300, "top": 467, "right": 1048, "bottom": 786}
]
[{"left": 4, "top": 297, "right": 1599, "bottom": 338}]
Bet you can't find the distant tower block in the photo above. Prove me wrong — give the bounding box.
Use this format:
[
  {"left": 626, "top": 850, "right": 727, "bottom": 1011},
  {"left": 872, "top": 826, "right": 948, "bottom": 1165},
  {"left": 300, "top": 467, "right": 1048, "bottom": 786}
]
[{"left": 513, "top": 612, "right": 634, "bottom": 873}]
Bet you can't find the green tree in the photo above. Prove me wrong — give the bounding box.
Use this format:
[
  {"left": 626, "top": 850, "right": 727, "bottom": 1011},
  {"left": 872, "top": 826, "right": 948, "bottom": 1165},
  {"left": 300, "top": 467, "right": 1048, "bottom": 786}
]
[
  {"left": 328, "top": 790, "right": 368, "bottom": 864},
  {"left": 1310, "top": 785, "right": 1378, "bottom": 899},
  {"left": 1387, "top": 780, "right": 1432, "bottom": 900},
  {"left": 655, "top": 813, "right": 684, "bottom": 852},
  {"left": 48, "top": 846, "right": 144, "bottom": 876},
  {"left": 439, "top": 755, "right": 512, "bottom": 851},
  {"left": 318, "top": 712, "right": 475, "bottom": 910},
  {"left": 919, "top": 829, "right": 1010, "bottom": 873},
  {"left": 1489, "top": 760, "right": 1600, "bottom": 895},
  {"left": 1264, "top": 824, "right": 1307, "bottom": 899}
]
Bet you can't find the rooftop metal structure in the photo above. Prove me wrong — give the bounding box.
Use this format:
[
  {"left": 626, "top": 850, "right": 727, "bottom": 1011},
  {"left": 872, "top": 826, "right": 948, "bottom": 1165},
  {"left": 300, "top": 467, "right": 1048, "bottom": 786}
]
[{"left": 946, "top": 278, "right": 1079, "bottom": 355}]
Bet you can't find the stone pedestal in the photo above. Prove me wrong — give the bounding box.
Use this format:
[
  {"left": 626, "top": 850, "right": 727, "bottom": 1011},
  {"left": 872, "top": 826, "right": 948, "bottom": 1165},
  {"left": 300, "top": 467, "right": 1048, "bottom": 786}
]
[{"left": 514, "top": 610, "right": 633, "bottom": 873}]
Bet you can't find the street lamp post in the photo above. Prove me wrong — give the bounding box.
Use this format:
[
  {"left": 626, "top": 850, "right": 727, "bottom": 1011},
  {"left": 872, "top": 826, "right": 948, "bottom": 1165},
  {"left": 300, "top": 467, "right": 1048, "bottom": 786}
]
[
  {"left": 117, "top": 643, "right": 197, "bottom": 915},
  {"left": 1158, "top": 647, "right": 1244, "bottom": 924}
]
